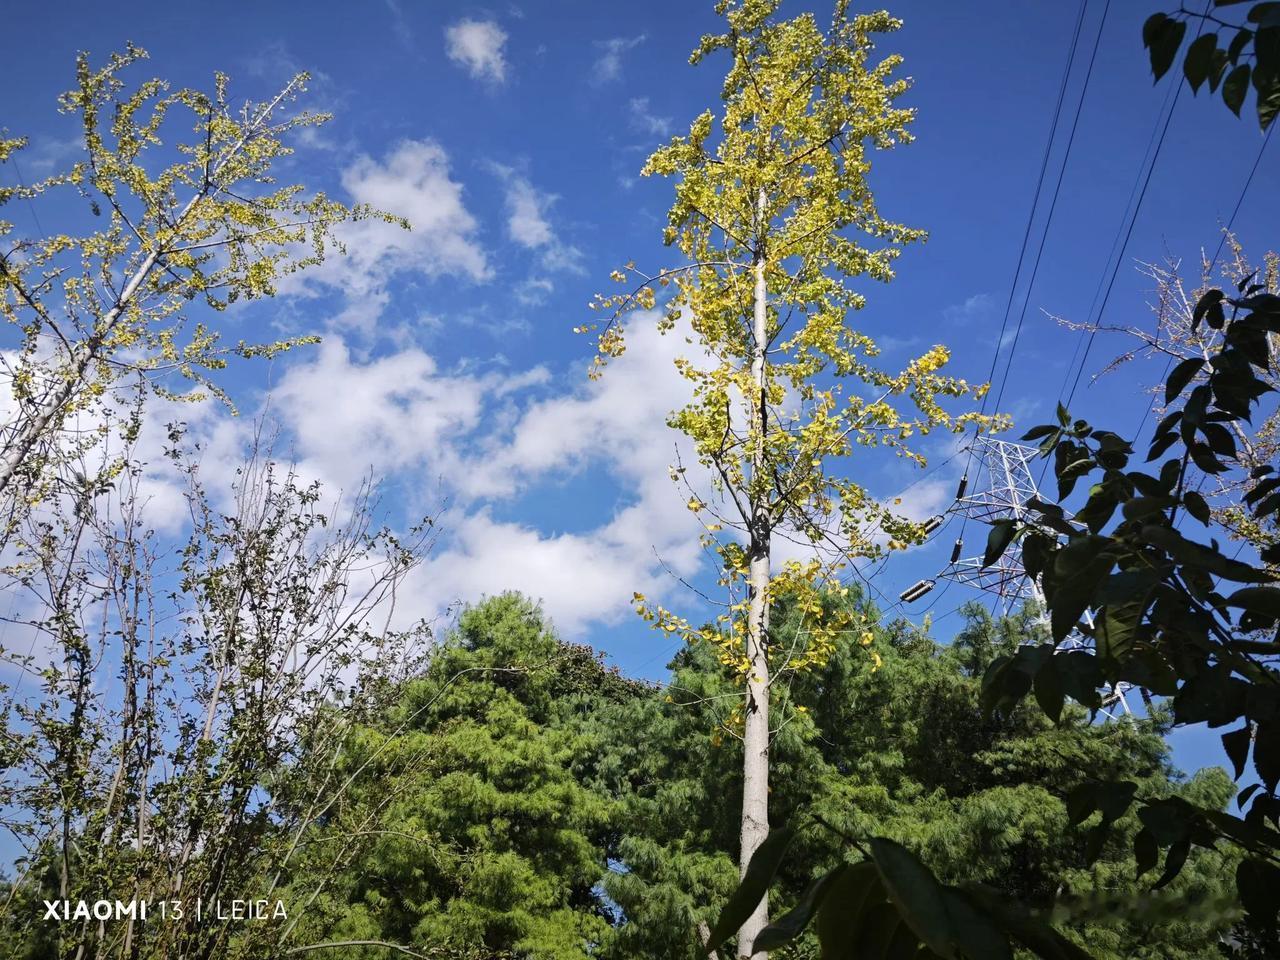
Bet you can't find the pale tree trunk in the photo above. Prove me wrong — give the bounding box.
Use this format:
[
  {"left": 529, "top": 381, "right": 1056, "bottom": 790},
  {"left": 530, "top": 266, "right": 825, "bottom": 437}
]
[
  {"left": 738, "top": 191, "right": 771, "bottom": 958},
  {"left": 0, "top": 237, "right": 169, "bottom": 499}
]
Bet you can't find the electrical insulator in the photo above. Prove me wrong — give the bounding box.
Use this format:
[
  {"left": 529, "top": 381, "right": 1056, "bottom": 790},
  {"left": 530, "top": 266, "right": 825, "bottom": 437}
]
[
  {"left": 950, "top": 539, "right": 963, "bottom": 563},
  {"left": 922, "top": 515, "right": 944, "bottom": 535},
  {"left": 899, "top": 579, "right": 935, "bottom": 603},
  {"left": 955, "top": 474, "right": 969, "bottom": 499}
]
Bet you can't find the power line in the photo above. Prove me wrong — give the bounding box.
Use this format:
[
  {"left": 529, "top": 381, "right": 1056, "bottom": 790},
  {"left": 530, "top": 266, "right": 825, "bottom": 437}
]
[
  {"left": 973, "top": 0, "right": 1090, "bottom": 429},
  {"left": 1058, "top": 5, "right": 1217, "bottom": 417},
  {"left": 958, "top": 0, "right": 1092, "bottom": 542},
  {"left": 989, "top": 0, "right": 1113, "bottom": 420}
]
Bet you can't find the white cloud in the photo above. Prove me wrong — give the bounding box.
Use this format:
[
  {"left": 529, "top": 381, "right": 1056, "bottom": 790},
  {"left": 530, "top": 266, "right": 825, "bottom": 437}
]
[
  {"left": 500, "top": 172, "right": 555, "bottom": 248},
  {"left": 268, "top": 337, "right": 535, "bottom": 494},
  {"left": 410, "top": 317, "right": 710, "bottom": 634},
  {"left": 592, "top": 35, "right": 646, "bottom": 84},
  {"left": 515, "top": 277, "right": 554, "bottom": 305},
  {"left": 490, "top": 164, "right": 585, "bottom": 275},
  {"left": 445, "top": 19, "right": 509, "bottom": 84},
  {"left": 287, "top": 140, "right": 489, "bottom": 337},
  {"left": 943, "top": 292, "right": 996, "bottom": 326},
  {"left": 629, "top": 97, "right": 672, "bottom": 137}
]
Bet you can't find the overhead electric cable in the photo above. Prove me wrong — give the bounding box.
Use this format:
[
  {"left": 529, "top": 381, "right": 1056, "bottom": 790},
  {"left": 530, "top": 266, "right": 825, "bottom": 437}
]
[{"left": 1059, "top": 4, "right": 1215, "bottom": 415}]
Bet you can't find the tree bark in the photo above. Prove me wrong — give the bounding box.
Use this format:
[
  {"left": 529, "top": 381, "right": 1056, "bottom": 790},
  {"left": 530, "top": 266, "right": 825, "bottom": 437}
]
[{"left": 738, "top": 193, "right": 771, "bottom": 958}]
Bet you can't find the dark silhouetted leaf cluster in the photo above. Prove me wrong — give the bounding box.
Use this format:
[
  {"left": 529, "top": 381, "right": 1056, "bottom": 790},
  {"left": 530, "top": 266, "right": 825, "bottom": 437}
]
[
  {"left": 1143, "top": 3, "right": 1280, "bottom": 129},
  {"left": 981, "top": 280, "right": 1280, "bottom": 941}
]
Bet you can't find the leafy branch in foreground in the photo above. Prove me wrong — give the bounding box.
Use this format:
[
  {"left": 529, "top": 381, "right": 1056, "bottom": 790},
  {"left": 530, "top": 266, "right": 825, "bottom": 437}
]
[
  {"left": 700, "top": 823, "right": 1092, "bottom": 960},
  {"left": 1142, "top": 3, "right": 1280, "bottom": 129},
  {"left": 980, "top": 278, "right": 1280, "bottom": 944}
]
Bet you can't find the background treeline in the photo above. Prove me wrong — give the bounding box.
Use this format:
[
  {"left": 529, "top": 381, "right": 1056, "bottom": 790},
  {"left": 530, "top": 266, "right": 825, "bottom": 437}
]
[{"left": 122, "top": 590, "right": 1236, "bottom": 960}]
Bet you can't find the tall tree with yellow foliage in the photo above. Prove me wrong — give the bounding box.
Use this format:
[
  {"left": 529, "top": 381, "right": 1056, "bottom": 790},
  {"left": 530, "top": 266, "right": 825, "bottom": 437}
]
[{"left": 585, "top": 2, "right": 999, "bottom": 953}]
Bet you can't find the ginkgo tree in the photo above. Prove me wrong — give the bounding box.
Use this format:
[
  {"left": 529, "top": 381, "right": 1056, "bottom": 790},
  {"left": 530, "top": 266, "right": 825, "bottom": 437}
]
[
  {"left": 0, "top": 45, "right": 400, "bottom": 525},
  {"left": 583, "top": 1, "right": 999, "bottom": 954}
]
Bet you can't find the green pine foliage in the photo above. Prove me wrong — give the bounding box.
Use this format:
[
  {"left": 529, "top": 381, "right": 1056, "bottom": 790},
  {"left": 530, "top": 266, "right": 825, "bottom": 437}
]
[
  {"left": 301, "top": 592, "right": 1239, "bottom": 959},
  {"left": 287, "top": 594, "right": 642, "bottom": 959},
  {"left": 606, "top": 594, "right": 1239, "bottom": 958}
]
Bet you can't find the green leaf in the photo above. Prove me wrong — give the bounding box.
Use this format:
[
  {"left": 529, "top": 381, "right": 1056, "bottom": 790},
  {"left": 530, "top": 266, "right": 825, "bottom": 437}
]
[
  {"left": 1224, "top": 63, "right": 1252, "bottom": 114},
  {"left": 753, "top": 865, "right": 847, "bottom": 953},
  {"left": 1148, "top": 17, "right": 1188, "bottom": 80},
  {"left": 984, "top": 519, "right": 1017, "bottom": 569},
  {"left": 1222, "top": 724, "right": 1252, "bottom": 780},
  {"left": 1022, "top": 424, "right": 1058, "bottom": 442},
  {"left": 1134, "top": 828, "right": 1159, "bottom": 879},
  {"left": 1034, "top": 660, "right": 1065, "bottom": 725},
  {"left": 1258, "top": 66, "right": 1280, "bottom": 129},
  {"left": 869, "top": 838, "right": 956, "bottom": 958},
  {"left": 704, "top": 826, "right": 795, "bottom": 955},
  {"left": 1165, "top": 357, "right": 1205, "bottom": 403},
  {"left": 1184, "top": 32, "right": 1219, "bottom": 91}
]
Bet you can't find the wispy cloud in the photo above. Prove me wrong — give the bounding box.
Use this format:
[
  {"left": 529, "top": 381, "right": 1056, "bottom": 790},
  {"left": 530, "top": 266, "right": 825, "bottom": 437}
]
[
  {"left": 943, "top": 292, "right": 996, "bottom": 326},
  {"left": 490, "top": 163, "right": 585, "bottom": 275},
  {"left": 445, "top": 19, "right": 509, "bottom": 84},
  {"left": 592, "top": 34, "right": 646, "bottom": 85},
  {"left": 629, "top": 96, "right": 672, "bottom": 137}
]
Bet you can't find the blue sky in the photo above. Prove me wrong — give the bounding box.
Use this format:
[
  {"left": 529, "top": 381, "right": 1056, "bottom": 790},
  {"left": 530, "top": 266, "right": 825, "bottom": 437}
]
[{"left": 3, "top": 1, "right": 1277, "bottom": 770}]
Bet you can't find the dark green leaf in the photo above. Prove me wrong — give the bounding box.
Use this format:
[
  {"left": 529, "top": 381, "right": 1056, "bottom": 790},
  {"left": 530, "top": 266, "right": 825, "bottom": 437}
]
[
  {"left": 984, "top": 519, "right": 1016, "bottom": 569},
  {"left": 1175, "top": 668, "right": 1248, "bottom": 727},
  {"left": 1148, "top": 17, "right": 1187, "bottom": 81},
  {"left": 704, "top": 826, "right": 795, "bottom": 954},
  {"left": 1183, "top": 490, "right": 1211, "bottom": 524},
  {"left": 1222, "top": 725, "right": 1253, "bottom": 780},
  {"left": 1238, "top": 858, "right": 1280, "bottom": 926},
  {"left": 1238, "top": 782, "right": 1262, "bottom": 811},
  {"left": 1184, "top": 32, "right": 1219, "bottom": 90},
  {"left": 940, "top": 888, "right": 1012, "bottom": 960},
  {"left": 815, "top": 861, "right": 884, "bottom": 960},
  {"left": 1066, "top": 783, "right": 1099, "bottom": 827},
  {"left": 955, "top": 885, "right": 1097, "bottom": 960},
  {"left": 1134, "top": 828, "right": 1159, "bottom": 879},
  {"left": 1224, "top": 63, "right": 1252, "bottom": 114},
  {"left": 1226, "top": 586, "right": 1280, "bottom": 623},
  {"left": 1153, "top": 837, "right": 1190, "bottom": 889},
  {"left": 1254, "top": 721, "right": 1280, "bottom": 793},
  {"left": 869, "top": 838, "right": 956, "bottom": 957},
  {"left": 1034, "top": 660, "right": 1065, "bottom": 725},
  {"left": 752, "top": 866, "right": 846, "bottom": 952},
  {"left": 1022, "top": 425, "right": 1058, "bottom": 442},
  {"left": 1228, "top": 27, "right": 1253, "bottom": 65},
  {"left": 1193, "top": 288, "right": 1225, "bottom": 326}
]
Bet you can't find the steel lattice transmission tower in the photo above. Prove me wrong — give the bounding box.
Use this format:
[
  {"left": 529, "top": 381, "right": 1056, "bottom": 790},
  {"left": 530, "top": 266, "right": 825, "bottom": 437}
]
[
  {"left": 941, "top": 436, "right": 1131, "bottom": 715},
  {"left": 943, "top": 437, "right": 1045, "bottom": 613}
]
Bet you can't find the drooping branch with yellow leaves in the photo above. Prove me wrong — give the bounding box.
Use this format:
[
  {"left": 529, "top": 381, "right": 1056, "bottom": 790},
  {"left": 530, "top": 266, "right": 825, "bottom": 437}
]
[{"left": 0, "top": 45, "right": 404, "bottom": 525}]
